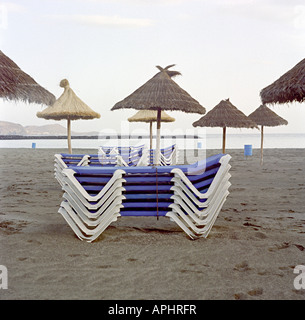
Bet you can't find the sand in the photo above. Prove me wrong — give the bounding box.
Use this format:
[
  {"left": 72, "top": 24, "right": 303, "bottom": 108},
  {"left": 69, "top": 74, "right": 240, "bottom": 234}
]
[{"left": 0, "top": 147, "right": 304, "bottom": 300}]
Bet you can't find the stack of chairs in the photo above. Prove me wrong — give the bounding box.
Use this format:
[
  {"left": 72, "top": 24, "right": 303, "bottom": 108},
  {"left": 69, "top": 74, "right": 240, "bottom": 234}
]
[
  {"left": 54, "top": 145, "right": 148, "bottom": 184},
  {"left": 99, "top": 145, "right": 148, "bottom": 167},
  {"left": 58, "top": 167, "right": 126, "bottom": 242},
  {"left": 168, "top": 154, "right": 231, "bottom": 238},
  {"left": 57, "top": 153, "right": 231, "bottom": 242},
  {"left": 149, "top": 144, "right": 179, "bottom": 166}
]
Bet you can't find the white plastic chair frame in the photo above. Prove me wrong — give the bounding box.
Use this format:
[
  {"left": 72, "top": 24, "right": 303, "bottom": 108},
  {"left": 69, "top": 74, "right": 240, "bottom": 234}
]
[
  {"left": 63, "top": 191, "right": 126, "bottom": 221},
  {"left": 170, "top": 172, "right": 231, "bottom": 209},
  {"left": 59, "top": 205, "right": 120, "bottom": 242},
  {"left": 170, "top": 155, "right": 231, "bottom": 205},
  {"left": 61, "top": 168, "right": 126, "bottom": 202},
  {"left": 60, "top": 200, "right": 123, "bottom": 230}
]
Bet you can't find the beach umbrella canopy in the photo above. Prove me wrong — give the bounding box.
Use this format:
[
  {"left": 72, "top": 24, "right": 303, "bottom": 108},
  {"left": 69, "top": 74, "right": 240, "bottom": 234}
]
[
  {"left": 112, "top": 64, "right": 206, "bottom": 164},
  {"left": 260, "top": 58, "right": 305, "bottom": 105},
  {"left": 248, "top": 104, "right": 288, "bottom": 164},
  {"left": 128, "top": 110, "right": 175, "bottom": 149},
  {"left": 37, "top": 79, "right": 100, "bottom": 153},
  {"left": 0, "top": 50, "right": 55, "bottom": 105},
  {"left": 193, "top": 98, "right": 258, "bottom": 153}
]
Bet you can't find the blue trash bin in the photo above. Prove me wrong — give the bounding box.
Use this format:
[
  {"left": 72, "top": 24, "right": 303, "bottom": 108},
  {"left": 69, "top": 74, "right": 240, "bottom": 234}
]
[
  {"left": 197, "top": 142, "right": 202, "bottom": 149},
  {"left": 32, "top": 142, "right": 36, "bottom": 149},
  {"left": 244, "top": 144, "right": 252, "bottom": 156}
]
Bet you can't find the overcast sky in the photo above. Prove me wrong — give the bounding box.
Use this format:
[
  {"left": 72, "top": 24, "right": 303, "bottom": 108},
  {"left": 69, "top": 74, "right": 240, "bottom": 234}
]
[{"left": 0, "top": 0, "right": 304, "bottom": 136}]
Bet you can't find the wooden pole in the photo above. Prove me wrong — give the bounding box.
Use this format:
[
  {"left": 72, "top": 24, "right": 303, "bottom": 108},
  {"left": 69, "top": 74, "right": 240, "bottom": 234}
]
[
  {"left": 149, "top": 121, "right": 153, "bottom": 150},
  {"left": 260, "top": 125, "right": 264, "bottom": 165},
  {"left": 67, "top": 118, "right": 72, "bottom": 154},
  {"left": 155, "top": 109, "right": 161, "bottom": 166},
  {"left": 222, "top": 127, "right": 226, "bottom": 154}
]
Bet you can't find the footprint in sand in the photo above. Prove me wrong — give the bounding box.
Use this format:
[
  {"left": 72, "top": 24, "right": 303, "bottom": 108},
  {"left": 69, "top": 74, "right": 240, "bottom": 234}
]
[
  {"left": 234, "top": 290, "right": 263, "bottom": 300},
  {"left": 254, "top": 231, "right": 268, "bottom": 239},
  {"left": 68, "top": 253, "right": 89, "bottom": 258},
  {"left": 127, "top": 258, "right": 138, "bottom": 262},
  {"left": 268, "top": 241, "right": 291, "bottom": 252},
  {"left": 234, "top": 261, "right": 251, "bottom": 272},
  {"left": 247, "top": 288, "right": 263, "bottom": 297},
  {"left": 293, "top": 244, "right": 305, "bottom": 251},
  {"left": 18, "top": 257, "right": 28, "bottom": 261},
  {"left": 97, "top": 265, "right": 112, "bottom": 269},
  {"left": 243, "top": 222, "right": 262, "bottom": 229},
  {"left": 234, "top": 292, "right": 247, "bottom": 300},
  {"left": 27, "top": 239, "right": 42, "bottom": 245}
]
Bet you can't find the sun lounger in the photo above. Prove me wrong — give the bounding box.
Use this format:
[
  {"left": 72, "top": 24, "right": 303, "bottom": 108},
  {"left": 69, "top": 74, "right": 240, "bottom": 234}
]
[
  {"left": 149, "top": 144, "right": 179, "bottom": 165},
  {"left": 98, "top": 145, "right": 148, "bottom": 166}
]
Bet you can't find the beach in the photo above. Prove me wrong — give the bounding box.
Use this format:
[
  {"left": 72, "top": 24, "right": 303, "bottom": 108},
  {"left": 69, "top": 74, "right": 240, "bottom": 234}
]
[{"left": 0, "top": 148, "right": 305, "bottom": 300}]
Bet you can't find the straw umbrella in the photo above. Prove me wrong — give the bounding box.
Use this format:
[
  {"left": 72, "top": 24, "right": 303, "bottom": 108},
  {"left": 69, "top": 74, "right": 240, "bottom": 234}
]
[
  {"left": 128, "top": 110, "right": 175, "bottom": 149},
  {"left": 111, "top": 65, "right": 206, "bottom": 165},
  {"left": 37, "top": 79, "right": 100, "bottom": 153},
  {"left": 0, "top": 50, "right": 55, "bottom": 105},
  {"left": 260, "top": 58, "right": 305, "bottom": 105},
  {"left": 193, "top": 98, "right": 258, "bottom": 153},
  {"left": 248, "top": 104, "right": 288, "bottom": 165}
]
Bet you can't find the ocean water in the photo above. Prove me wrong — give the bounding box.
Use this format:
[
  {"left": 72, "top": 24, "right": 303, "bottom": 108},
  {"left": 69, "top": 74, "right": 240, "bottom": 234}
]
[{"left": 0, "top": 133, "right": 304, "bottom": 150}]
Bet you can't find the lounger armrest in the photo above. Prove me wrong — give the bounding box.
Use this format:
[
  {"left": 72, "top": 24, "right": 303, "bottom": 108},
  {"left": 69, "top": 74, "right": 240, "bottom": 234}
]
[
  {"left": 62, "top": 168, "right": 126, "bottom": 201},
  {"left": 186, "top": 154, "right": 231, "bottom": 175},
  {"left": 77, "top": 155, "right": 90, "bottom": 166}
]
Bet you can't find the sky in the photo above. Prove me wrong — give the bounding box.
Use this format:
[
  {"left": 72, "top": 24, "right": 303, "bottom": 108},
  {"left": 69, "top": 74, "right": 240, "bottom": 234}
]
[{"left": 0, "top": 0, "right": 304, "bottom": 136}]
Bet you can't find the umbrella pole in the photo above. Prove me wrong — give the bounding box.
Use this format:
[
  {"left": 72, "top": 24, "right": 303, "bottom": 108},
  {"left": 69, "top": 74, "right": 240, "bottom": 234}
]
[
  {"left": 260, "top": 125, "right": 264, "bottom": 165},
  {"left": 150, "top": 121, "right": 153, "bottom": 150},
  {"left": 67, "top": 118, "right": 72, "bottom": 154},
  {"left": 222, "top": 127, "right": 226, "bottom": 153},
  {"left": 155, "top": 109, "right": 161, "bottom": 166}
]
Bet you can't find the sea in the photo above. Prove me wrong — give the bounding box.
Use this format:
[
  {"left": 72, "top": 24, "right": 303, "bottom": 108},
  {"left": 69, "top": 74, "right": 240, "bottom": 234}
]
[{"left": 0, "top": 133, "right": 304, "bottom": 150}]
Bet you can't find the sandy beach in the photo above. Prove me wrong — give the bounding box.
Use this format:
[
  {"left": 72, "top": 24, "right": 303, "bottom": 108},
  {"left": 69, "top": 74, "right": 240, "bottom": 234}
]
[{"left": 0, "top": 147, "right": 304, "bottom": 300}]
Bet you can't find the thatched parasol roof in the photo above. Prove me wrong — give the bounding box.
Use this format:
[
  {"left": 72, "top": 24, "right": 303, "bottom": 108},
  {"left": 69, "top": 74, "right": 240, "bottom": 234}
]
[
  {"left": 248, "top": 104, "right": 288, "bottom": 127},
  {"left": 193, "top": 99, "right": 258, "bottom": 153},
  {"left": 260, "top": 58, "right": 305, "bottom": 105},
  {"left": 37, "top": 79, "right": 100, "bottom": 120},
  {"left": 37, "top": 79, "right": 100, "bottom": 154},
  {"left": 248, "top": 104, "right": 288, "bottom": 165},
  {"left": 0, "top": 50, "right": 55, "bottom": 106},
  {"left": 112, "top": 65, "right": 205, "bottom": 165},
  {"left": 128, "top": 110, "right": 175, "bottom": 123},
  {"left": 111, "top": 65, "right": 206, "bottom": 114},
  {"left": 193, "top": 99, "right": 258, "bottom": 129}
]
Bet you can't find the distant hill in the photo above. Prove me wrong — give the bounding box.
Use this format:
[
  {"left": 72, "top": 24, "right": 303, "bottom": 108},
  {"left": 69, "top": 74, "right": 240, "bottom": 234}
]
[
  {"left": 0, "top": 121, "right": 99, "bottom": 136},
  {"left": 24, "top": 124, "right": 69, "bottom": 135},
  {"left": 0, "top": 121, "right": 26, "bottom": 135}
]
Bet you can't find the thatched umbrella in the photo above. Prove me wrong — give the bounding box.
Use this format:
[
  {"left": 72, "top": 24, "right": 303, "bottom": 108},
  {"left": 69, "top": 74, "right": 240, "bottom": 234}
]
[
  {"left": 0, "top": 50, "right": 55, "bottom": 105},
  {"left": 193, "top": 98, "right": 258, "bottom": 153},
  {"left": 248, "top": 104, "right": 288, "bottom": 165},
  {"left": 260, "top": 58, "right": 305, "bottom": 105},
  {"left": 37, "top": 79, "right": 100, "bottom": 153},
  {"left": 128, "top": 110, "right": 175, "bottom": 149},
  {"left": 111, "top": 65, "right": 205, "bottom": 165}
]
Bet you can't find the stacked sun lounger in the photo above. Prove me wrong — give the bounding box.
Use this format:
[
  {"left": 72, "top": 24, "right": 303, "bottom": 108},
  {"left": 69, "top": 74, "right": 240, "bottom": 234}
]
[
  {"left": 54, "top": 146, "right": 148, "bottom": 183},
  {"left": 99, "top": 145, "right": 148, "bottom": 166},
  {"left": 57, "top": 153, "right": 231, "bottom": 242},
  {"left": 149, "top": 144, "right": 179, "bottom": 165}
]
